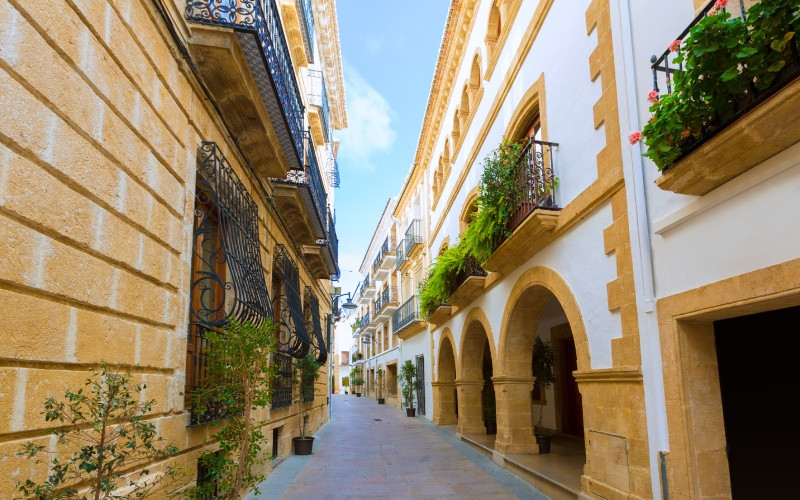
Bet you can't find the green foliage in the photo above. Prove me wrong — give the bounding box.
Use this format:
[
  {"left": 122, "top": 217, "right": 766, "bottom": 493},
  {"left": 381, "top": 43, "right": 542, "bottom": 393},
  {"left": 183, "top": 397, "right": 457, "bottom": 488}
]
[
  {"left": 294, "top": 355, "right": 322, "bottom": 437},
  {"left": 531, "top": 336, "right": 556, "bottom": 433},
  {"left": 462, "top": 139, "right": 524, "bottom": 264},
  {"left": 188, "top": 319, "right": 278, "bottom": 500},
  {"left": 642, "top": 0, "right": 800, "bottom": 170},
  {"left": 418, "top": 243, "right": 469, "bottom": 318},
  {"left": 399, "top": 360, "right": 417, "bottom": 410},
  {"left": 342, "top": 376, "right": 350, "bottom": 388},
  {"left": 376, "top": 368, "right": 384, "bottom": 399},
  {"left": 15, "top": 362, "right": 180, "bottom": 499}
]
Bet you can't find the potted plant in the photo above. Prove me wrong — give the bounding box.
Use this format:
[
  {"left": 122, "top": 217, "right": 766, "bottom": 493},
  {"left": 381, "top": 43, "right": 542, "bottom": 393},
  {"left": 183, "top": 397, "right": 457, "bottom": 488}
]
[
  {"left": 531, "top": 335, "right": 557, "bottom": 454},
  {"left": 292, "top": 354, "right": 321, "bottom": 455},
  {"left": 399, "top": 360, "right": 417, "bottom": 417},
  {"left": 351, "top": 366, "right": 363, "bottom": 397},
  {"left": 376, "top": 367, "right": 385, "bottom": 404},
  {"left": 342, "top": 376, "right": 349, "bottom": 395}
]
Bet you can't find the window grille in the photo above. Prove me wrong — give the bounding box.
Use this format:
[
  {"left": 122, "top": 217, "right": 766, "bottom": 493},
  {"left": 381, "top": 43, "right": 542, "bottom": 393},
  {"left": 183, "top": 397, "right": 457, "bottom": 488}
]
[
  {"left": 416, "top": 354, "right": 425, "bottom": 416},
  {"left": 304, "top": 286, "right": 328, "bottom": 364},
  {"left": 271, "top": 352, "right": 293, "bottom": 409},
  {"left": 187, "top": 141, "right": 271, "bottom": 424},
  {"left": 272, "top": 244, "right": 312, "bottom": 358}
]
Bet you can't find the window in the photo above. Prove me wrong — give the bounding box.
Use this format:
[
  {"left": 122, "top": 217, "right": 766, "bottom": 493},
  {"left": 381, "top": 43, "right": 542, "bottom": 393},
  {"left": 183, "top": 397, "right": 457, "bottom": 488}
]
[
  {"left": 386, "top": 363, "right": 398, "bottom": 396},
  {"left": 186, "top": 142, "right": 270, "bottom": 425},
  {"left": 196, "top": 452, "right": 221, "bottom": 499}
]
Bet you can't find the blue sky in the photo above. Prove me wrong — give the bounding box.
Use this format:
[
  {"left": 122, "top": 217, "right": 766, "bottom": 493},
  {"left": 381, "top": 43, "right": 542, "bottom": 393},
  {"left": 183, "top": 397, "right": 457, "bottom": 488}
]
[{"left": 332, "top": 1, "right": 451, "bottom": 299}]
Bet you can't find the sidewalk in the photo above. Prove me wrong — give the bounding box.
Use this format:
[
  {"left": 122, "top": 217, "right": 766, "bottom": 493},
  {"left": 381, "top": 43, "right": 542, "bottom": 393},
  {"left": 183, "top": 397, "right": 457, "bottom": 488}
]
[{"left": 249, "top": 394, "right": 548, "bottom": 499}]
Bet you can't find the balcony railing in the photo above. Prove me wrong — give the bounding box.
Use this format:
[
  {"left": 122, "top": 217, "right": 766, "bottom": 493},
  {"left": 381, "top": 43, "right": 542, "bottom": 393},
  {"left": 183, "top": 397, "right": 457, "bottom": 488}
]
[
  {"left": 395, "top": 239, "right": 405, "bottom": 270},
  {"left": 392, "top": 296, "right": 420, "bottom": 334},
  {"left": 649, "top": 0, "right": 800, "bottom": 169},
  {"left": 492, "top": 139, "right": 559, "bottom": 249},
  {"left": 449, "top": 254, "right": 487, "bottom": 293},
  {"left": 363, "top": 275, "right": 374, "bottom": 290},
  {"left": 308, "top": 69, "right": 332, "bottom": 143},
  {"left": 186, "top": 0, "right": 305, "bottom": 169},
  {"left": 372, "top": 249, "right": 383, "bottom": 273},
  {"left": 375, "top": 286, "right": 397, "bottom": 313},
  {"left": 404, "top": 219, "right": 423, "bottom": 256},
  {"left": 325, "top": 213, "right": 339, "bottom": 280},
  {"left": 298, "top": 0, "right": 314, "bottom": 62}
]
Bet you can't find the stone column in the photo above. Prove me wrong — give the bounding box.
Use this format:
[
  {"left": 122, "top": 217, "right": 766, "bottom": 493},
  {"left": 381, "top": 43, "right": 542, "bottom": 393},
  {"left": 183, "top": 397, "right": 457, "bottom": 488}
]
[
  {"left": 456, "top": 380, "right": 485, "bottom": 435},
  {"left": 493, "top": 375, "right": 537, "bottom": 454},
  {"left": 432, "top": 381, "right": 457, "bottom": 425}
]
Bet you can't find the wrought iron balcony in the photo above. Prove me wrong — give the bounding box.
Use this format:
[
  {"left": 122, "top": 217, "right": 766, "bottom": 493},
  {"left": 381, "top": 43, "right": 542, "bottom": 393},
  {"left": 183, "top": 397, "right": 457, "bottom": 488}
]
[
  {"left": 395, "top": 239, "right": 406, "bottom": 271},
  {"left": 271, "top": 131, "right": 329, "bottom": 242},
  {"left": 650, "top": 0, "right": 800, "bottom": 195},
  {"left": 185, "top": 0, "right": 305, "bottom": 173},
  {"left": 308, "top": 69, "right": 332, "bottom": 144},
  {"left": 483, "top": 138, "right": 560, "bottom": 274},
  {"left": 392, "top": 295, "right": 425, "bottom": 337},
  {"left": 446, "top": 254, "right": 487, "bottom": 308},
  {"left": 404, "top": 219, "right": 423, "bottom": 258},
  {"left": 298, "top": 0, "right": 315, "bottom": 62},
  {"left": 361, "top": 274, "right": 377, "bottom": 299},
  {"left": 322, "top": 213, "right": 339, "bottom": 280},
  {"left": 374, "top": 286, "right": 399, "bottom": 319}
]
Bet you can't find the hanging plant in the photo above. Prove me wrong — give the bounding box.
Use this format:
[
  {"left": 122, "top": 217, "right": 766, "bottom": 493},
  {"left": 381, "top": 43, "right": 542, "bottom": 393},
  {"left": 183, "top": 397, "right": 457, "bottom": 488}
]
[{"left": 418, "top": 242, "right": 468, "bottom": 318}]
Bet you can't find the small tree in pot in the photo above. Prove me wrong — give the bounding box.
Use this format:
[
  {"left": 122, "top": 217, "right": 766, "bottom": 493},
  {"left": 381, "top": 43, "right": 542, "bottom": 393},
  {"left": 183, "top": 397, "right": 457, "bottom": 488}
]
[
  {"left": 532, "top": 335, "right": 557, "bottom": 454},
  {"left": 376, "top": 367, "right": 385, "bottom": 404},
  {"left": 350, "top": 366, "right": 363, "bottom": 396},
  {"left": 399, "top": 360, "right": 417, "bottom": 417},
  {"left": 292, "top": 354, "right": 321, "bottom": 455}
]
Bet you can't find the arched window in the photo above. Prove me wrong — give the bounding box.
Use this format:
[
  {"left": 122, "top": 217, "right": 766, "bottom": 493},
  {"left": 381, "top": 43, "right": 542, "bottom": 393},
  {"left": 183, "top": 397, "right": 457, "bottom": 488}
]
[
  {"left": 470, "top": 54, "right": 481, "bottom": 89},
  {"left": 461, "top": 84, "right": 470, "bottom": 116},
  {"left": 460, "top": 193, "right": 480, "bottom": 234},
  {"left": 486, "top": 1, "right": 502, "bottom": 55}
]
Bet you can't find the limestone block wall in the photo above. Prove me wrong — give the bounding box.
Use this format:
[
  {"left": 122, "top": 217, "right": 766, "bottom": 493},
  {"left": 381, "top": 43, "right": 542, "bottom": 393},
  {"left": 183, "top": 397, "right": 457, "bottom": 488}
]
[{"left": 0, "top": 0, "right": 330, "bottom": 494}]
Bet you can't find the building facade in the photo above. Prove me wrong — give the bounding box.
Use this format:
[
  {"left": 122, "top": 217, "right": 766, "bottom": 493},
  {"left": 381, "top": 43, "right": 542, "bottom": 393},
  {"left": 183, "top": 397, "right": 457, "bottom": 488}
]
[
  {"left": 352, "top": 0, "right": 799, "bottom": 498},
  {"left": 0, "top": 0, "right": 346, "bottom": 495}
]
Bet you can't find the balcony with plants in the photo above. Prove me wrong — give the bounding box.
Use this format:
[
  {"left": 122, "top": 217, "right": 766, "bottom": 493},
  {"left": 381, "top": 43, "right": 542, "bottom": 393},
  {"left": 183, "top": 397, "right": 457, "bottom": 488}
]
[
  {"left": 184, "top": 0, "right": 305, "bottom": 178},
  {"left": 418, "top": 246, "right": 487, "bottom": 327},
  {"left": 463, "top": 138, "right": 561, "bottom": 275},
  {"left": 374, "top": 285, "right": 400, "bottom": 320},
  {"left": 633, "top": 0, "right": 800, "bottom": 195},
  {"left": 392, "top": 296, "right": 427, "bottom": 339}
]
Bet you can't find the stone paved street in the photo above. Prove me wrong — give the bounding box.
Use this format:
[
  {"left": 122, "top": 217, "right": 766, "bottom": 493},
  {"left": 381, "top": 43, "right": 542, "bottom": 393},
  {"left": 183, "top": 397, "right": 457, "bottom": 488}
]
[{"left": 250, "top": 394, "right": 548, "bottom": 499}]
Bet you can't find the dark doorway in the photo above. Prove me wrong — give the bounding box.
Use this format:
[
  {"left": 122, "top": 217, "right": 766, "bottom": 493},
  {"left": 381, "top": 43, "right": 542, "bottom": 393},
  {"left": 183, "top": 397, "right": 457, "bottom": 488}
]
[
  {"left": 482, "top": 339, "right": 496, "bottom": 434},
  {"left": 556, "top": 328, "right": 583, "bottom": 438},
  {"left": 714, "top": 305, "right": 800, "bottom": 498}
]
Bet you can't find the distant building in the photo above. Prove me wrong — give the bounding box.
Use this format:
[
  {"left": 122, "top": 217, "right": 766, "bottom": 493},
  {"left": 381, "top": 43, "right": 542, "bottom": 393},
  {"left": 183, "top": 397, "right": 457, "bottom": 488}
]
[{"left": 353, "top": 0, "right": 800, "bottom": 498}]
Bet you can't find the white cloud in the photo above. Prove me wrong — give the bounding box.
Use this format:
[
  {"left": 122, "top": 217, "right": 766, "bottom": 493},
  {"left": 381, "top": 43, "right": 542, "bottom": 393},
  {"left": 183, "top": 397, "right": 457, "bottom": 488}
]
[{"left": 337, "top": 65, "right": 396, "bottom": 172}]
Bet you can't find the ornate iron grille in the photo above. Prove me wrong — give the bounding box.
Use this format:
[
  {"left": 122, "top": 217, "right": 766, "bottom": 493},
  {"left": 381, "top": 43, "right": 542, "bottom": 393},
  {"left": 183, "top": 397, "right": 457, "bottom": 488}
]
[
  {"left": 297, "top": 0, "right": 314, "bottom": 63},
  {"left": 415, "top": 354, "right": 425, "bottom": 416},
  {"left": 185, "top": 1, "right": 305, "bottom": 168},
  {"left": 307, "top": 70, "right": 331, "bottom": 143},
  {"left": 507, "top": 139, "right": 558, "bottom": 234},
  {"left": 392, "top": 296, "right": 419, "bottom": 334},
  {"left": 190, "top": 142, "right": 272, "bottom": 328},
  {"left": 404, "top": 219, "right": 422, "bottom": 256},
  {"left": 271, "top": 352, "right": 293, "bottom": 409},
  {"left": 326, "top": 213, "right": 339, "bottom": 280},
  {"left": 273, "top": 244, "right": 312, "bottom": 358},
  {"left": 304, "top": 286, "right": 328, "bottom": 364},
  {"left": 649, "top": 0, "right": 800, "bottom": 169},
  {"left": 283, "top": 132, "right": 329, "bottom": 235},
  {"left": 187, "top": 142, "right": 271, "bottom": 425}
]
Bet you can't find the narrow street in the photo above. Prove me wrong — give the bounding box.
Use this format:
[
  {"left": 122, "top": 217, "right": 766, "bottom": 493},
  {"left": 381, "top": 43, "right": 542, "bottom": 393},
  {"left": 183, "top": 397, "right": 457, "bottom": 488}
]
[{"left": 250, "top": 395, "right": 548, "bottom": 499}]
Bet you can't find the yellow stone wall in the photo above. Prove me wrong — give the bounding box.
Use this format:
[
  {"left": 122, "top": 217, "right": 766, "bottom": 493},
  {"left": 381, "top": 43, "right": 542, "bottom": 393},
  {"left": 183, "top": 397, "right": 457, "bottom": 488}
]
[{"left": 0, "top": 0, "right": 330, "bottom": 494}]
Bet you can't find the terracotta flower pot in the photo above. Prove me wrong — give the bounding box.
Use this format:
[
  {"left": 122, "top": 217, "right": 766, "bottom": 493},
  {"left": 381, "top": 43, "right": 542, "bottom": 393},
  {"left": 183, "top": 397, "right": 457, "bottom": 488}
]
[{"left": 406, "top": 407, "right": 416, "bottom": 417}]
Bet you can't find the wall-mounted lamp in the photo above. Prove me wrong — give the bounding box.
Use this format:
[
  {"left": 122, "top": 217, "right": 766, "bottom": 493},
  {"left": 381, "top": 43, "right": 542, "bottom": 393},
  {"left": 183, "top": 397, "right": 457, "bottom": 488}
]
[{"left": 331, "top": 291, "right": 357, "bottom": 320}]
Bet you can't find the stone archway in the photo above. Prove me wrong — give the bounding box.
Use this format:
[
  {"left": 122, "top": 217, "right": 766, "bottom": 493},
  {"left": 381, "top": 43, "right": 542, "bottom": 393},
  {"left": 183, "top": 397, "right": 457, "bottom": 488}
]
[
  {"left": 494, "top": 267, "right": 590, "bottom": 455},
  {"left": 457, "top": 308, "right": 496, "bottom": 435},
  {"left": 433, "top": 333, "right": 458, "bottom": 425}
]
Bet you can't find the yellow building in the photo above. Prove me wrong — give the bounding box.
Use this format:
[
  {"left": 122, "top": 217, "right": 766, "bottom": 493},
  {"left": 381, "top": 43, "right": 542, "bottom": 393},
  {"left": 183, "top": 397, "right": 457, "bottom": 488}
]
[{"left": 0, "top": 0, "right": 345, "bottom": 495}]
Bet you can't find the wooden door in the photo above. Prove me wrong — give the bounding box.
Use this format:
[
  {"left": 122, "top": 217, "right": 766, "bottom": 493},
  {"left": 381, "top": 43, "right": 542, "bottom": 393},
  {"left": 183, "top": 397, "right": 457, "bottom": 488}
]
[{"left": 557, "top": 333, "right": 583, "bottom": 437}]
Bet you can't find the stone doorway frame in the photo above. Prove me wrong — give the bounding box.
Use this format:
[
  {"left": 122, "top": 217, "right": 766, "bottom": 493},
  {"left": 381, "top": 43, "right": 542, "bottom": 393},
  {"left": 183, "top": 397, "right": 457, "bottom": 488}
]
[{"left": 657, "top": 259, "right": 800, "bottom": 499}]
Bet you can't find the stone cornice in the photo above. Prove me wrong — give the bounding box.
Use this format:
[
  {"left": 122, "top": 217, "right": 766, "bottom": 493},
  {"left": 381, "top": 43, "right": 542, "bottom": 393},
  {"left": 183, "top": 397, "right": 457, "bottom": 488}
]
[
  {"left": 395, "top": 0, "right": 481, "bottom": 215},
  {"left": 313, "top": 0, "right": 348, "bottom": 129}
]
